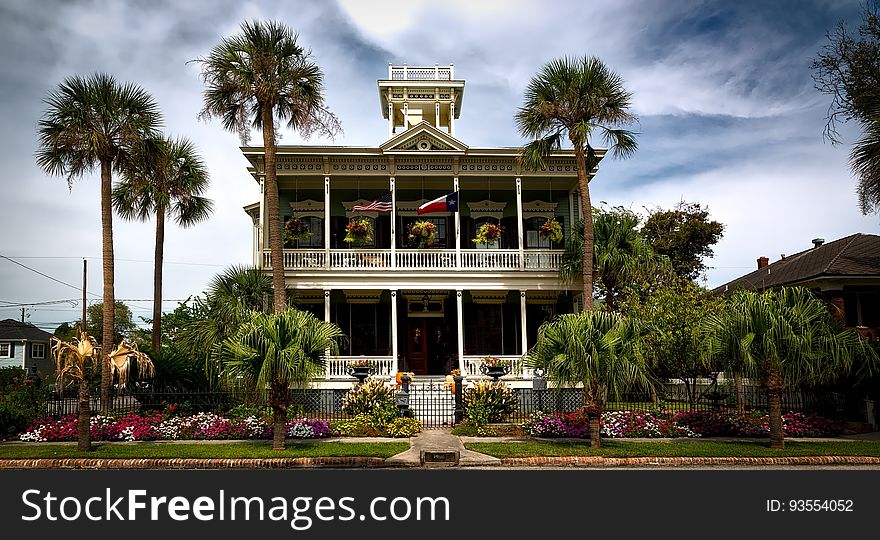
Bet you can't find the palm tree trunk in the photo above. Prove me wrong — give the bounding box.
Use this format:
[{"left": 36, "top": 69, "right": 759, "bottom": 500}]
[
  {"left": 99, "top": 158, "right": 115, "bottom": 411},
  {"left": 272, "top": 405, "right": 287, "bottom": 450},
  {"left": 734, "top": 372, "right": 745, "bottom": 414},
  {"left": 152, "top": 206, "right": 165, "bottom": 354},
  {"left": 767, "top": 368, "right": 785, "bottom": 449},
  {"left": 574, "top": 146, "right": 593, "bottom": 310},
  {"left": 77, "top": 377, "right": 92, "bottom": 452},
  {"left": 261, "top": 107, "right": 287, "bottom": 313},
  {"left": 589, "top": 416, "right": 602, "bottom": 449}
]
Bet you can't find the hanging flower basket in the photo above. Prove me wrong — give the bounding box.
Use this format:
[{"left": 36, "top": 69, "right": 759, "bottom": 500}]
[
  {"left": 284, "top": 218, "right": 313, "bottom": 246},
  {"left": 344, "top": 217, "right": 373, "bottom": 246},
  {"left": 539, "top": 218, "right": 563, "bottom": 244},
  {"left": 408, "top": 220, "right": 437, "bottom": 248},
  {"left": 473, "top": 222, "right": 504, "bottom": 245}
]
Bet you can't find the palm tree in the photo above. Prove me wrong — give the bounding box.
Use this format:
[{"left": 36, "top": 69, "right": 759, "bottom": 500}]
[
  {"left": 197, "top": 20, "right": 341, "bottom": 313},
  {"left": 112, "top": 136, "right": 213, "bottom": 354},
  {"left": 527, "top": 310, "right": 652, "bottom": 448},
  {"left": 560, "top": 208, "right": 669, "bottom": 311},
  {"left": 850, "top": 94, "right": 880, "bottom": 215},
  {"left": 180, "top": 265, "right": 274, "bottom": 381},
  {"left": 516, "top": 56, "right": 638, "bottom": 310},
  {"left": 703, "top": 287, "right": 876, "bottom": 449},
  {"left": 36, "top": 73, "right": 163, "bottom": 409},
  {"left": 51, "top": 333, "right": 100, "bottom": 451},
  {"left": 221, "top": 308, "right": 345, "bottom": 450}
]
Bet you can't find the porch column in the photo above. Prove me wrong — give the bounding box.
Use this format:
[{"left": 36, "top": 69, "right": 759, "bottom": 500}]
[
  {"left": 324, "top": 289, "right": 331, "bottom": 377},
  {"left": 390, "top": 176, "right": 397, "bottom": 268},
  {"left": 449, "top": 101, "right": 455, "bottom": 136},
  {"left": 391, "top": 290, "right": 399, "bottom": 374},
  {"left": 258, "top": 177, "right": 265, "bottom": 268},
  {"left": 520, "top": 290, "right": 528, "bottom": 356},
  {"left": 516, "top": 177, "right": 524, "bottom": 269},
  {"left": 324, "top": 176, "right": 331, "bottom": 269},
  {"left": 456, "top": 290, "right": 464, "bottom": 370},
  {"left": 388, "top": 101, "right": 394, "bottom": 137},
  {"left": 454, "top": 176, "right": 461, "bottom": 268}
]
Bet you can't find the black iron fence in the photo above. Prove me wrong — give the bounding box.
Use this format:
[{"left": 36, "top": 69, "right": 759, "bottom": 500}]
[{"left": 44, "top": 380, "right": 852, "bottom": 424}]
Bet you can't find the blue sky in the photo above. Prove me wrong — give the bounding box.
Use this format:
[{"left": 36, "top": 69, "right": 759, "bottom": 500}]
[{"left": 0, "top": 0, "right": 877, "bottom": 332}]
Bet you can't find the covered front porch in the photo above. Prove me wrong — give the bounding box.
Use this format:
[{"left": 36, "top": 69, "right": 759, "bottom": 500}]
[{"left": 290, "top": 288, "right": 575, "bottom": 382}]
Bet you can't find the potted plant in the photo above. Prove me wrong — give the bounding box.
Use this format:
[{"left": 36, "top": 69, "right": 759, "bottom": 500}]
[
  {"left": 408, "top": 220, "right": 437, "bottom": 248},
  {"left": 284, "top": 217, "right": 313, "bottom": 247},
  {"left": 479, "top": 356, "right": 511, "bottom": 381},
  {"left": 473, "top": 222, "right": 504, "bottom": 245},
  {"left": 539, "top": 218, "right": 563, "bottom": 244},
  {"left": 347, "top": 359, "right": 374, "bottom": 385},
  {"left": 344, "top": 217, "right": 373, "bottom": 246}
]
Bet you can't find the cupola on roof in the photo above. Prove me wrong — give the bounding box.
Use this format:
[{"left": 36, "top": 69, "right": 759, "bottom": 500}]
[{"left": 378, "top": 64, "right": 465, "bottom": 138}]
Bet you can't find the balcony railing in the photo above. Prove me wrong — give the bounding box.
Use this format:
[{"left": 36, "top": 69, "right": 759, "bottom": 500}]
[
  {"left": 388, "top": 64, "right": 453, "bottom": 81},
  {"left": 325, "top": 356, "right": 395, "bottom": 379},
  {"left": 263, "top": 249, "right": 563, "bottom": 272},
  {"left": 461, "top": 355, "right": 531, "bottom": 379}
]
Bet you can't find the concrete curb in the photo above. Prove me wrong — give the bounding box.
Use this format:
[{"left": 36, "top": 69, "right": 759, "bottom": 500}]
[
  {"left": 0, "top": 457, "right": 388, "bottom": 470},
  {"left": 501, "top": 455, "right": 880, "bottom": 467}
]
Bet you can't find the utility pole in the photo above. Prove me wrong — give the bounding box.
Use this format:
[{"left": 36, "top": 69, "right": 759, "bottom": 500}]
[
  {"left": 81, "top": 258, "right": 87, "bottom": 334},
  {"left": 20, "top": 307, "right": 25, "bottom": 323}
]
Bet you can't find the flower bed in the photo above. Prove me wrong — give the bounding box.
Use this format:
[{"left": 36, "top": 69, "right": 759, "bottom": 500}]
[
  {"left": 19, "top": 412, "right": 335, "bottom": 442},
  {"left": 522, "top": 410, "right": 844, "bottom": 439}
]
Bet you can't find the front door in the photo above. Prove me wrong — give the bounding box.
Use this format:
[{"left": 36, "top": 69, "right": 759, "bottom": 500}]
[{"left": 407, "top": 319, "right": 428, "bottom": 375}]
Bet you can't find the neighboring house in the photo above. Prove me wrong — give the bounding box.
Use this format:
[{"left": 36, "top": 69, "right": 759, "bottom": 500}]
[
  {"left": 241, "top": 65, "right": 598, "bottom": 385},
  {"left": 715, "top": 233, "right": 880, "bottom": 341},
  {"left": 0, "top": 319, "right": 54, "bottom": 378}
]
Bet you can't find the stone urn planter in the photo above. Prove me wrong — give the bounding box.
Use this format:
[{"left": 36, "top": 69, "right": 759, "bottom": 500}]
[{"left": 347, "top": 363, "right": 374, "bottom": 385}]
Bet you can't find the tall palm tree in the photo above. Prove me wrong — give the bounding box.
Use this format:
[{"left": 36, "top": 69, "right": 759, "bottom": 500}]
[
  {"left": 527, "top": 310, "right": 652, "bottom": 448},
  {"left": 516, "top": 56, "right": 638, "bottom": 310},
  {"left": 703, "top": 287, "right": 876, "bottom": 449},
  {"left": 112, "top": 136, "right": 213, "bottom": 354},
  {"left": 561, "top": 209, "right": 669, "bottom": 311},
  {"left": 36, "top": 73, "right": 162, "bottom": 409},
  {"left": 851, "top": 94, "right": 880, "bottom": 215},
  {"left": 222, "top": 308, "right": 345, "bottom": 450},
  {"left": 197, "top": 20, "right": 341, "bottom": 313}
]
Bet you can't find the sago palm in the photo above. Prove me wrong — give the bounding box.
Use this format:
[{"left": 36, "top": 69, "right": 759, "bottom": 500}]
[
  {"left": 197, "top": 20, "right": 341, "bottom": 313},
  {"left": 36, "top": 73, "right": 162, "bottom": 409},
  {"left": 527, "top": 310, "right": 652, "bottom": 448},
  {"left": 703, "top": 287, "right": 876, "bottom": 449},
  {"left": 112, "top": 136, "right": 213, "bottom": 354},
  {"left": 222, "top": 308, "right": 345, "bottom": 450},
  {"left": 516, "top": 56, "right": 638, "bottom": 310},
  {"left": 51, "top": 332, "right": 100, "bottom": 451}
]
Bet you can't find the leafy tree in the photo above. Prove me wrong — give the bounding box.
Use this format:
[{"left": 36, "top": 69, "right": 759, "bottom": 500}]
[
  {"left": 621, "top": 275, "right": 724, "bottom": 409},
  {"left": 72, "top": 302, "right": 137, "bottom": 345},
  {"left": 516, "top": 56, "right": 638, "bottom": 309},
  {"left": 561, "top": 206, "right": 669, "bottom": 311},
  {"left": 113, "top": 136, "right": 213, "bottom": 354},
  {"left": 221, "top": 308, "right": 345, "bottom": 450},
  {"left": 702, "top": 287, "right": 876, "bottom": 449},
  {"left": 811, "top": 2, "right": 880, "bottom": 214},
  {"left": 526, "top": 310, "right": 652, "bottom": 448},
  {"left": 36, "top": 73, "right": 163, "bottom": 408},
  {"left": 640, "top": 201, "right": 724, "bottom": 281},
  {"left": 197, "top": 20, "right": 341, "bottom": 313}
]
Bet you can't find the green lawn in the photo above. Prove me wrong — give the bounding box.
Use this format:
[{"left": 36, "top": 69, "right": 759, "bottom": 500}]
[
  {"left": 465, "top": 440, "right": 880, "bottom": 459},
  {"left": 0, "top": 442, "right": 408, "bottom": 460}
]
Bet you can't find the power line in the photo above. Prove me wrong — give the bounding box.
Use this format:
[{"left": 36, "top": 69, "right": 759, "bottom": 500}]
[
  {"left": 0, "top": 298, "right": 79, "bottom": 307},
  {"left": 0, "top": 254, "right": 99, "bottom": 297},
  {"left": 4, "top": 255, "right": 228, "bottom": 267}
]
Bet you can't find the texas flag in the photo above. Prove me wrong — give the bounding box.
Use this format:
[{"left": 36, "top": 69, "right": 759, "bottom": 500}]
[{"left": 417, "top": 191, "right": 459, "bottom": 214}]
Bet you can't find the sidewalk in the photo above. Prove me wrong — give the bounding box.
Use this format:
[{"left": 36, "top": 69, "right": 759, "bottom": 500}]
[{"left": 386, "top": 430, "right": 501, "bottom": 467}]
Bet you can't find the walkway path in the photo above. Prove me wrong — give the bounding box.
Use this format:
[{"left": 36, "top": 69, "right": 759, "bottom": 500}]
[{"left": 386, "top": 430, "right": 500, "bottom": 467}]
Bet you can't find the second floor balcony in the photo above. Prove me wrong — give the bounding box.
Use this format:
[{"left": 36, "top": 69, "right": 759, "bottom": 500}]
[{"left": 263, "top": 248, "right": 563, "bottom": 272}]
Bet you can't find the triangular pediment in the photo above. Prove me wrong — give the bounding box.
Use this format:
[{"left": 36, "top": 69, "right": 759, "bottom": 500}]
[{"left": 379, "top": 121, "right": 468, "bottom": 154}]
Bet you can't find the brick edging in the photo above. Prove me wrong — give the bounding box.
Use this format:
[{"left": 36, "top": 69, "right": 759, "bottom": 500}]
[
  {"left": 502, "top": 456, "right": 880, "bottom": 467},
  {"left": 0, "top": 457, "right": 387, "bottom": 470}
]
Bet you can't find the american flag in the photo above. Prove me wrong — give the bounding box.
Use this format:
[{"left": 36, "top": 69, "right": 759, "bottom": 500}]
[{"left": 352, "top": 192, "right": 393, "bottom": 212}]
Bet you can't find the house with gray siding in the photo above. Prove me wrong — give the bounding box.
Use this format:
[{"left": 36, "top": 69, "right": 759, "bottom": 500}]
[{"left": 0, "top": 319, "right": 54, "bottom": 378}]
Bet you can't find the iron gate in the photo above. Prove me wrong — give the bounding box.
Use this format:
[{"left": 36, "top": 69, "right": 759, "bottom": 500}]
[{"left": 408, "top": 379, "right": 456, "bottom": 428}]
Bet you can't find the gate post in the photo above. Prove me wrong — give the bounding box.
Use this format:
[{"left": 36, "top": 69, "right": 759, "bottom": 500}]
[
  {"left": 453, "top": 375, "right": 464, "bottom": 424},
  {"left": 396, "top": 374, "right": 411, "bottom": 417}
]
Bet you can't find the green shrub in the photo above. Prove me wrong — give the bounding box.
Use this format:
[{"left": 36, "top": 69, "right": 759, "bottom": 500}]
[
  {"left": 463, "top": 381, "right": 518, "bottom": 427},
  {"left": 0, "top": 367, "right": 48, "bottom": 438},
  {"left": 226, "top": 404, "right": 272, "bottom": 421},
  {"left": 334, "top": 414, "right": 383, "bottom": 437},
  {"left": 341, "top": 378, "right": 398, "bottom": 423}
]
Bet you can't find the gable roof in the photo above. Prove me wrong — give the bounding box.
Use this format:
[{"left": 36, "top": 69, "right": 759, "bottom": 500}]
[
  {"left": 0, "top": 319, "right": 53, "bottom": 341},
  {"left": 379, "top": 121, "right": 468, "bottom": 154},
  {"left": 715, "top": 233, "right": 880, "bottom": 292}
]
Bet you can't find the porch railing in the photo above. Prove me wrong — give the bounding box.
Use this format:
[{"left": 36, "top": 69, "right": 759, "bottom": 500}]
[
  {"left": 461, "top": 355, "right": 531, "bottom": 379},
  {"left": 264, "top": 249, "right": 562, "bottom": 271},
  {"left": 325, "top": 356, "right": 395, "bottom": 379}
]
